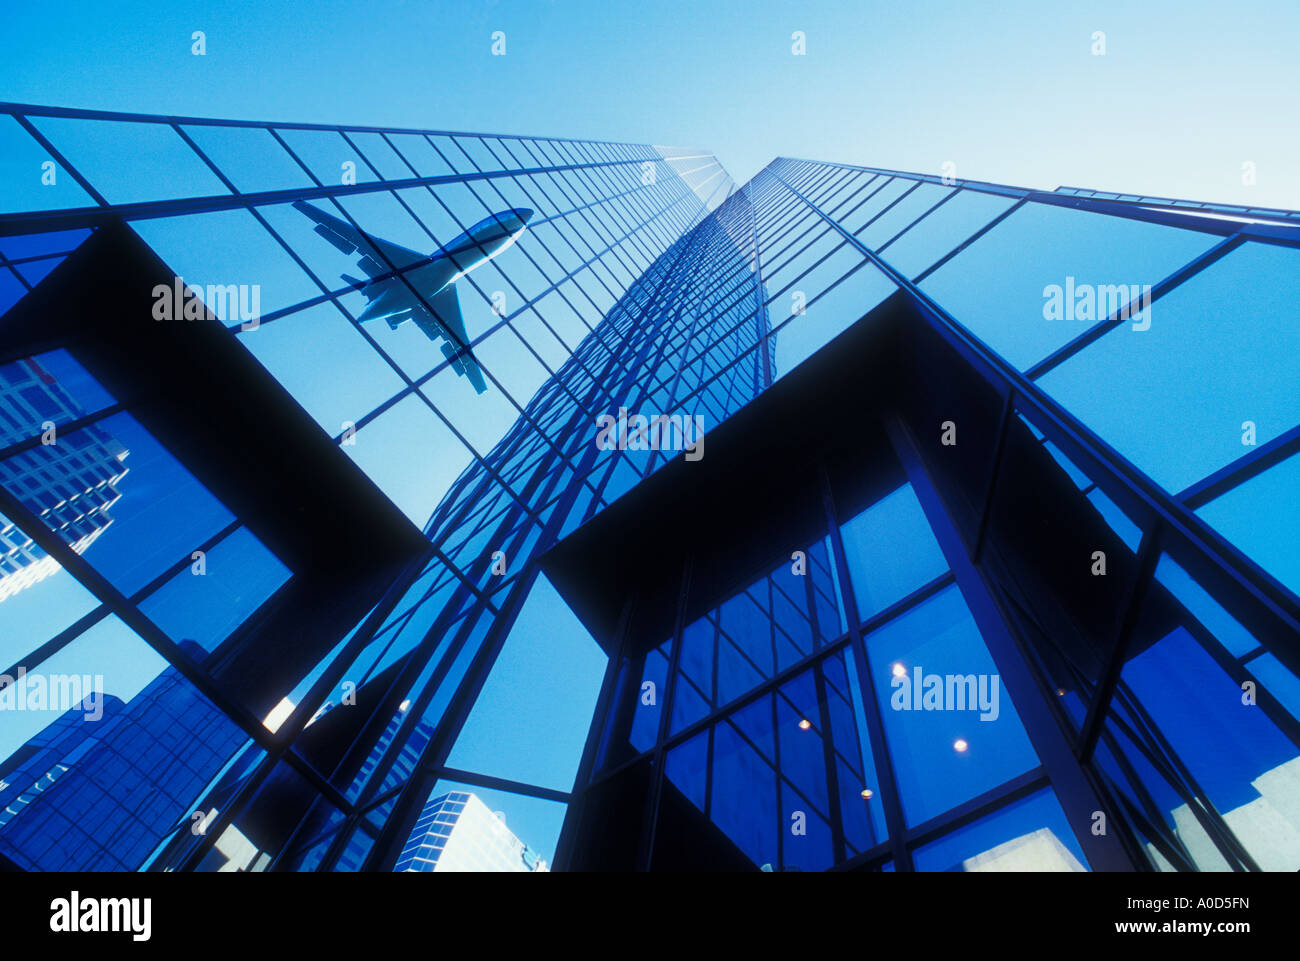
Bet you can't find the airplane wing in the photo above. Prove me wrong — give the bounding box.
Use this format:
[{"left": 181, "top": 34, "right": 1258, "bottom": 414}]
[
  {"left": 292, "top": 200, "right": 427, "bottom": 279},
  {"left": 415, "top": 285, "right": 488, "bottom": 394}
]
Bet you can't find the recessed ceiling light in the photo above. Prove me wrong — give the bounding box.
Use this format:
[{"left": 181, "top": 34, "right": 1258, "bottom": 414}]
[{"left": 953, "top": 738, "right": 969, "bottom": 753}]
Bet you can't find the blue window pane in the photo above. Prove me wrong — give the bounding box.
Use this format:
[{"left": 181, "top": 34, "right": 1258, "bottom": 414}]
[
  {"left": 0, "top": 116, "right": 95, "bottom": 213},
  {"left": 273, "top": 128, "right": 379, "bottom": 187},
  {"left": 33, "top": 116, "right": 229, "bottom": 205},
  {"left": 132, "top": 209, "right": 322, "bottom": 323},
  {"left": 0, "top": 413, "right": 233, "bottom": 597},
  {"left": 864, "top": 584, "right": 1039, "bottom": 826},
  {"left": 836, "top": 647, "right": 889, "bottom": 847},
  {"left": 879, "top": 189, "right": 1017, "bottom": 279},
  {"left": 770, "top": 261, "right": 895, "bottom": 380},
  {"left": 139, "top": 527, "right": 291, "bottom": 653},
  {"left": 0, "top": 229, "right": 92, "bottom": 261},
  {"left": 913, "top": 788, "right": 1088, "bottom": 871},
  {"left": 1197, "top": 450, "right": 1300, "bottom": 600},
  {"left": 1117, "top": 624, "right": 1300, "bottom": 871},
  {"left": 666, "top": 730, "right": 709, "bottom": 813},
  {"left": 0, "top": 350, "right": 116, "bottom": 440},
  {"left": 446, "top": 574, "right": 606, "bottom": 792},
  {"left": 710, "top": 717, "right": 779, "bottom": 869},
  {"left": 239, "top": 301, "right": 406, "bottom": 436},
  {"left": 920, "top": 201, "right": 1218, "bottom": 371},
  {"left": 840, "top": 483, "right": 948, "bottom": 620},
  {"left": 180, "top": 124, "right": 315, "bottom": 194},
  {"left": 627, "top": 644, "right": 669, "bottom": 754},
  {"left": 1037, "top": 242, "right": 1300, "bottom": 493},
  {"left": 1249, "top": 654, "right": 1300, "bottom": 722},
  {"left": 1154, "top": 554, "right": 1259, "bottom": 658},
  {"left": 0, "top": 620, "right": 246, "bottom": 871},
  {"left": 856, "top": 182, "right": 952, "bottom": 251},
  {"left": 0, "top": 509, "right": 101, "bottom": 666},
  {"left": 0, "top": 269, "right": 25, "bottom": 317}
]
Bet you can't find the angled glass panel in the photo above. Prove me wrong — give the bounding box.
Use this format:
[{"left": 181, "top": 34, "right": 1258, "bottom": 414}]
[
  {"left": 840, "top": 482, "right": 949, "bottom": 622},
  {"left": 0, "top": 115, "right": 95, "bottom": 213},
  {"left": 180, "top": 124, "right": 316, "bottom": 194},
  {"left": 446, "top": 574, "right": 605, "bottom": 792},
  {"left": 863, "top": 584, "right": 1039, "bottom": 826},
  {"left": 912, "top": 787, "right": 1089, "bottom": 872},
  {"left": 1038, "top": 242, "right": 1300, "bottom": 493},
  {"left": 273, "top": 127, "right": 380, "bottom": 186},
  {"left": 769, "top": 260, "right": 895, "bottom": 380},
  {"left": 236, "top": 300, "right": 406, "bottom": 436},
  {"left": 920, "top": 201, "right": 1219, "bottom": 371},
  {"left": 342, "top": 394, "right": 475, "bottom": 528},
  {"left": 32, "top": 116, "right": 229, "bottom": 205},
  {"left": 878, "top": 188, "right": 1017, "bottom": 279},
  {"left": 138, "top": 526, "right": 290, "bottom": 654},
  {"left": 132, "top": 209, "right": 322, "bottom": 322},
  {"left": 0, "top": 412, "right": 233, "bottom": 597}
]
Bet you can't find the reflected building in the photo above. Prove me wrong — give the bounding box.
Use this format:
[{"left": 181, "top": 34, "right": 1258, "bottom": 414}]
[
  {"left": 395, "top": 791, "right": 548, "bottom": 873},
  {"left": 0, "top": 102, "right": 1297, "bottom": 873},
  {"left": 0, "top": 642, "right": 245, "bottom": 871},
  {"left": 0, "top": 355, "right": 128, "bottom": 602}
]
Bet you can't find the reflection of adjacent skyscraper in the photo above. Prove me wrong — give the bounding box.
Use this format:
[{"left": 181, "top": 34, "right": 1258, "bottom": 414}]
[
  {"left": 0, "top": 356, "right": 128, "bottom": 601},
  {"left": 395, "top": 791, "right": 548, "bottom": 873},
  {"left": 0, "top": 641, "right": 244, "bottom": 870}
]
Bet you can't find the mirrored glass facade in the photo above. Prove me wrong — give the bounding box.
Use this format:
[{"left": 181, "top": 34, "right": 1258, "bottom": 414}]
[{"left": 0, "top": 103, "right": 1297, "bottom": 872}]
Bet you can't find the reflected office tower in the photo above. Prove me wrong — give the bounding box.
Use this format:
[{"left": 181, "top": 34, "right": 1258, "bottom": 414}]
[
  {"left": 0, "top": 102, "right": 1298, "bottom": 872},
  {"left": 395, "top": 792, "right": 548, "bottom": 873},
  {"left": 0, "top": 642, "right": 245, "bottom": 871},
  {"left": 0, "top": 356, "right": 128, "bottom": 601}
]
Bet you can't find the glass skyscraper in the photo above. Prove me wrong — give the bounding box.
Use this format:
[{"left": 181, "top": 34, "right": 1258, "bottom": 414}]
[
  {"left": 0, "top": 101, "right": 1296, "bottom": 873},
  {"left": 395, "top": 791, "right": 548, "bottom": 873}
]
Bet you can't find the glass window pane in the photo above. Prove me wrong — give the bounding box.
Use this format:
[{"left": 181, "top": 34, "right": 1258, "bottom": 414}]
[
  {"left": 864, "top": 584, "right": 1039, "bottom": 825},
  {"left": 920, "top": 202, "right": 1218, "bottom": 371},
  {"left": 1197, "top": 450, "right": 1300, "bottom": 600},
  {"left": 33, "top": 116, "right": 229, "bottom": 205},
  {"left": 912, "top": 788, "right": 1088, "bottom": 871},
  {"left": 446, "top": 574, "right": 605, "bottom": 792},
  {"left": 840, "top": 483, "right": 948, "bottom": 621},
  {"left": 1038, "top": 242, "right": 1300, "bottom": 493}
]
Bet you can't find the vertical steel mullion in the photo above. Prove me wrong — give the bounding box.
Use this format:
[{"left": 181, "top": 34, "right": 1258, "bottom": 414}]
[
  {"left": 636, "top": 557, "right": 693, "bottom": 870},
  {"left": 551, "top": 596, "right": 636, "bottom": 871},
  {"left": 818, "top": 462, "right": 914, "bottom": 871},
  {"left": 812, "top": 659, "right": 848, "bottom": 864},
  {"left": 885, "top": 413, "right": 1138, "bottom": 871}
]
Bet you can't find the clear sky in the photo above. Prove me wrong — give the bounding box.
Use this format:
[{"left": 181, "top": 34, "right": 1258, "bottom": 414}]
[{"left": 0, "top": 0, "right": 1297, "bottom": 208}]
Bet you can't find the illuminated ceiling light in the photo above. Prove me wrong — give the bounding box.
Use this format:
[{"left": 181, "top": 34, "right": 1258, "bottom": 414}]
[
  {"left": 1056, "top": 687, "right": 1067, "bottom": 697},
  {"left": 891, "top": 662, "right": 906, "bottom": 678},
  {"left": 860, "top": 788, "right": 874, "bottom": 800},
  {"left": 953, "top": 738, "right": 969, "bottom": 753},
  {"left": 798, "top": 718, "right": 812, "bottom": 730}
]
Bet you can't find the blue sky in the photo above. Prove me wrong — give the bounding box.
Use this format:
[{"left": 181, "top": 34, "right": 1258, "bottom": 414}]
[{"left": 1, "top": 0, "right": 1298, "bottom": 207}]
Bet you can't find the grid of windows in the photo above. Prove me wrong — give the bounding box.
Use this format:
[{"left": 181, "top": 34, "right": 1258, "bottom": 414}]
[{"left": 0, "top": 99, "right": 1296, "bottom": 872}]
